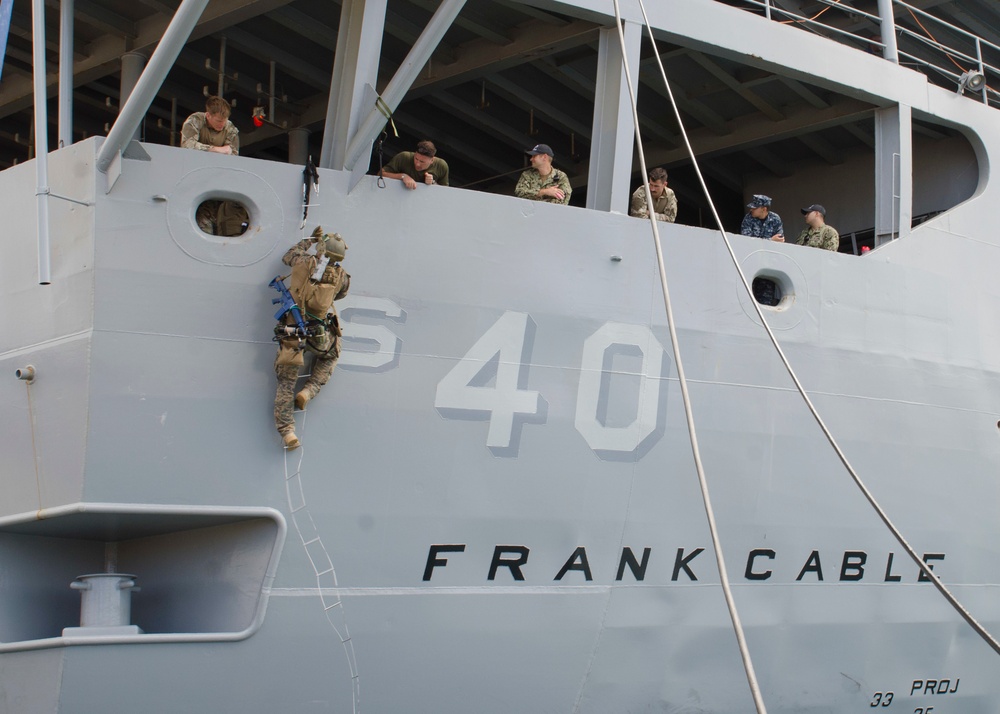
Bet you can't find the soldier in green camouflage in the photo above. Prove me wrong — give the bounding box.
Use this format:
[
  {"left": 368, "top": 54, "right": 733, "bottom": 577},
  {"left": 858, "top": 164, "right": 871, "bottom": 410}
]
[
  {"left": 181, "top": 96, "right": 247, "bottom": 236},
  {"left": 515, "top": 144, "right": 572, "bottom": 205},
  {"left": 629, "top": 167, "right": 677, "bottom": 222},
  {"left": 273, "top": 227, "right": 351, "bottom": 450},
  {"left": 795, "top": 204, "right": 841, "bottom": 251}
]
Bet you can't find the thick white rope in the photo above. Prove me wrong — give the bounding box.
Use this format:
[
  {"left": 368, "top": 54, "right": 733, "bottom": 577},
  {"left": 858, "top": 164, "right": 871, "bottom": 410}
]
[
  {"left": 609, "top": 3, "right": 769, "bottom": 711},
  {"left": 630, "top": 0, "right": 1000, "bottom": 658}
]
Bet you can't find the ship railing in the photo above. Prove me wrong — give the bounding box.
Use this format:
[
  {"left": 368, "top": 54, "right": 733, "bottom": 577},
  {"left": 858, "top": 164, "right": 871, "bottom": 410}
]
[
  {"left": 839, "top": 210, "right": 941, "bottom": 255},
  {"left": 726, "top": 0, "right": 1000, "bottom": 109}
]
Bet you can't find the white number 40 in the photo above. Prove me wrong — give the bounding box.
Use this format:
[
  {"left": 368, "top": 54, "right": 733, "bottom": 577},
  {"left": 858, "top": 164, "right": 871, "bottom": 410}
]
[
  {"left": 434, "top": 312, "right": 545, "bottom": 455},
  {"left": 435, "top": 312, "right": 669, "bottom": 459}
]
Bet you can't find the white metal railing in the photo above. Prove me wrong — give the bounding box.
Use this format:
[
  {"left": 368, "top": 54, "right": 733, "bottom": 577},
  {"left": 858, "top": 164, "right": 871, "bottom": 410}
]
[{"left": 727, "top": 0, "right": 1000, "bottom": 108}]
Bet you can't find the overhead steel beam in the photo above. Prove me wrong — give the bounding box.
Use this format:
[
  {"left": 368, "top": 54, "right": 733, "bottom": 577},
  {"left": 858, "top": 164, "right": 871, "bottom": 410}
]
[
  {"left": 405, "top": 18, "right": 599, "bottom": 98},
  {"left": 174, "top": 49, "right": 262, "bottom": 101},
  {"left": 7, "top": 8, "right": 84, "bottom": 60},
  {"left": 493, "top": 0, "right": 568, "bottom": 26},
  {"left": 843, "top": 121, "right": 875, "bottom": 148},
  {"left": 343, "top": 0, "right": 467, "bottom": 174},
  {"left": 798, "top": 133, "right": 844, "bottom": 164},
  {"left": 132, "top": 0, "right": 179, "bottom": 15},
  {"left": 223, "top": 26, "right": 331, "bottom": 89},
  {"left": 0, "top": 0, "right": 297, "bottom": 119},
  {"left": 780, "top": 77, "right": 830, "bottom": 108},
  {"left": 270, "top": 6, "right": 338, "bottom": 49},
  {"left": 543, "top": 55, "right": 677, "bottom": 146},
  {"left": 486, "top": 73, "right": 591, "bottom": 139},
  {"left": 689, "top": 51, "right": 785, "bottom": 121},
  {"left": 322, "top": 0, "right": 387, "bottom": 170},
  {"left": 587, "top": 21, "right": 641, "bottom": 212},
  {"left": 426, "top": 90, "right": 538, "bottom": 149},
  {"left": 641, "top": 96, "right": 873, "bottom": 171},
  {"left": 745, "top": 146, "right": 793, "bottom": 178},
  {"left": 96, "top": 0, "right": 210, "bottom": 174},
  {"left": 56, "top": 0, "right": 137, "bottom": 39},
  {"left": 406, "top": 0, "right": 513, "bottom": 45},
  {"left": 382, "top": 7, "right": 457, "bottom": 62},
  {"left": 639, "top": 72, "right": 730, "bottom": 135},
  {"left": 697, "top": 161, "right": 744, "bottom": 193}
]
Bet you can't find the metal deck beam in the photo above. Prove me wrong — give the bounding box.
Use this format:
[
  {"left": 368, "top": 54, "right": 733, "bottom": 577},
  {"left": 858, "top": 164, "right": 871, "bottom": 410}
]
[{"left": 587, "top": 22, "right": 640, "bottom": 212}]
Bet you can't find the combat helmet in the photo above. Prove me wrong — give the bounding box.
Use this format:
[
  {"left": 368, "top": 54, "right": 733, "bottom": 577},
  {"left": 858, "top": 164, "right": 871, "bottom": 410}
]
[{"left": 311, "top": 225, "right": 348, "bottom": 262}]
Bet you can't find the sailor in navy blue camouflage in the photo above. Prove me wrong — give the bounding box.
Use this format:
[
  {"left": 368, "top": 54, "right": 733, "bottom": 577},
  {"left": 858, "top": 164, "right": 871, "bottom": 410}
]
[
  {"left": 740, "top": 194, "right": 785, "bottom": 242},
  {"left": 273, "top": 226, "right": 350, "bottom": 450}
]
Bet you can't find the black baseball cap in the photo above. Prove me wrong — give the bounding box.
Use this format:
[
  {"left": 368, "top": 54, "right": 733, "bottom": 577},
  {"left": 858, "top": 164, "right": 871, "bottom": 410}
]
[
  {"left": 525, "top": 144, "right": 554, "bottom": 157},
  {"left": 801, "top": 204, "right": 826, "bottom": 216}
]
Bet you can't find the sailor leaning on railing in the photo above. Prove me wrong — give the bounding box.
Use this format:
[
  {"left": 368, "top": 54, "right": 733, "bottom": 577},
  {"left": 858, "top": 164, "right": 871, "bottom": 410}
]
[{"left": 181, "top": 95, "right": 248, "bottom": 237}]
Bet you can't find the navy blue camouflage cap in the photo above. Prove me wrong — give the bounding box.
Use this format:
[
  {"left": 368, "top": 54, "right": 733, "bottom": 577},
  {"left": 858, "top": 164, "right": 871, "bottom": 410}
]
[
  {"left": 525, "top": 143, "right": 554, "bottom": 157},
  {"left": 746, "top": 194, "right": 772, "bottom": 209},
  {"left": 801, "top": 204, "right": 826, "bottom": 216}
]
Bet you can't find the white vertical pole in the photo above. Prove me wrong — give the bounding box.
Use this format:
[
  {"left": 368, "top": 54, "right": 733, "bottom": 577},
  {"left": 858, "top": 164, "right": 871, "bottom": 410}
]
[
  {"left": 58, "top": 0, "right": 73, "bottom": 149},
  {"left": 877, "top": 0, "right": 899, "bottom": 63},
  {"left": 32, "top": 0, "right": 51, "bottom": 284}
]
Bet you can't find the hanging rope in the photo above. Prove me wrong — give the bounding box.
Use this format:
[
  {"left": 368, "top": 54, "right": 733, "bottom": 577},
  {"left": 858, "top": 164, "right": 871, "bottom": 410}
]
[
  {"left": 610, "top": 2, "right": 769, "bottom": 712},
  {"left": 630, "top": 0, "right": 1000, "bottom": 658}
]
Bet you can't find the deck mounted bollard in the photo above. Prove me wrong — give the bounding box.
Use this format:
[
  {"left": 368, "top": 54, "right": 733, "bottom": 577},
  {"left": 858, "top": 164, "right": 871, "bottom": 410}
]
[{"left": 62, "top": 573, "right": 144, "bottom": 637}]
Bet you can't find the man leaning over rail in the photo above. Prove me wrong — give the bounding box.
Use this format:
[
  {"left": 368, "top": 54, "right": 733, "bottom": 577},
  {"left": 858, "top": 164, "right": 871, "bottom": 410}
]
[
  {"left": 181, "top": 96, "right": 247, "bottom": 236},
  {"left": 381, "top": 140, "right": 450, "bottom": 189}
]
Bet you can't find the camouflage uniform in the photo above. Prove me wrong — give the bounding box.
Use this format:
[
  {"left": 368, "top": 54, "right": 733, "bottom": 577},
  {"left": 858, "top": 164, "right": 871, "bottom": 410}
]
[
  {"left": 180, "top": 112, "right": 240, "bottom": 154},
  {"left": 629, "top": 186, "right": 677, "bottom": 222},
  {"left": 740, "top": 210, "right": 784, "bottom": 239},
  {"left": 273, "top": 236, "right": 350, "bottom": 439},
  {"left": 181, "top": 112, "right": 247, "bottom": 236},
  {"left": 796, "top": 224, "right": 840, "bottom": 251},
  {"left": 383, "top": 151, "right": 450, "bottom": 185},
  {"left": 515, "top": 167, "right": 572, "bottom": 205}
]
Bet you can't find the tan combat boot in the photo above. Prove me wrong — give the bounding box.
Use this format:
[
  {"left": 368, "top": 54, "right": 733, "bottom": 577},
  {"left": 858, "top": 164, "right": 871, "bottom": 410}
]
[
  {"left": 283, "top": 431, "right": 301, "bottom": 450},
  {"left": 295, "top": 390, "right": 311, "bottom": 410}
]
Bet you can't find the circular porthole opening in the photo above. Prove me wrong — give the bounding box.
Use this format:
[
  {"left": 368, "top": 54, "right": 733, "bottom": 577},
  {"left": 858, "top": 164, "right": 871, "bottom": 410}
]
[
  {"left": 750, "top": 269, "right": 795, "bottom": 311},
  {"left": 196, "top": 199, "right": 250, "bottom": 237},
  {"left": 752, "top": 276, "right": 782, "bottom": 307}
]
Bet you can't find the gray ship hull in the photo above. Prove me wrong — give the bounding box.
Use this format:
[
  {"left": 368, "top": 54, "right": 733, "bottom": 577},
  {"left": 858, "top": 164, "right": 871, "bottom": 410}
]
[
  {"left": 4, "top": 0, "right": 1000, "bottom": 711},
  {"left": 2, "top": 135, "right": 999, "bottom": 712}
]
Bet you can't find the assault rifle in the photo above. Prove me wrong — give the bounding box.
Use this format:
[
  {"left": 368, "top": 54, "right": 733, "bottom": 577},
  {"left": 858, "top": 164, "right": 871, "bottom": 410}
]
[{"left": 269, "top": 276, "right": 309, "bottom": 338}]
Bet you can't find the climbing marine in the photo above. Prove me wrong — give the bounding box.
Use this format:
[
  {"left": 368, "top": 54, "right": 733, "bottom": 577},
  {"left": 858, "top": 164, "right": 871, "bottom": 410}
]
[{"left": 271, "top": 226, "right": 350, "bottom": 450}]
